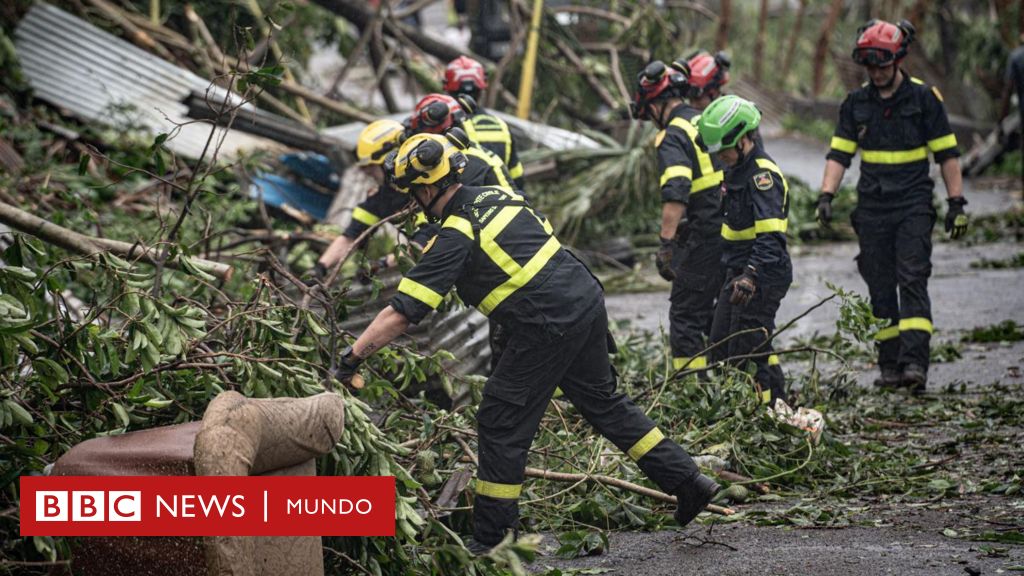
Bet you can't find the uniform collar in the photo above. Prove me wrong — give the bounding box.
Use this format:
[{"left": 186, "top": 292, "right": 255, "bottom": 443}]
[
  {"left": 441, "top": 184, "right": 472, "bottom": 220},
  {"left": 867, "top": 68, "right": 912, "bottom": 102}
]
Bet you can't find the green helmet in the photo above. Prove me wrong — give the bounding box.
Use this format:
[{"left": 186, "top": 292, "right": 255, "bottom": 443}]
[{"left": 696, "top": 95, "right": 761, "bottom": 153}]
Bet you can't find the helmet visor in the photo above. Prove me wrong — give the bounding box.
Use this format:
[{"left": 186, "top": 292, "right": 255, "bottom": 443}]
[{"left": 852, "top": 47, "right": 896, "bottom": 67}]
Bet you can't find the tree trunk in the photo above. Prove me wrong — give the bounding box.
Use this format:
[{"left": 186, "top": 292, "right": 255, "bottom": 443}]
[
  {"left": 310, "top": 0, "right": 490, "bottom": 64},
  {"left": 716, "top": 0, "right": 731, "bottom": 51},
  {"left": 906, "top": 0, "right": 931, "bottom": 31},
  {"left": 367, "top": 25, "right": 399, "bottom": 113},
  {"left": 996, "top": 0, "right": 1014, "bottom": 44},
  {"left": 754, "top": 0, "right": 769, "bottom": 85},
  {"left": 813, "top": 0, "right": 845, "bottom": 98},
  {"left": 781, "top": 0, "right": 808, "bottom": 86}
]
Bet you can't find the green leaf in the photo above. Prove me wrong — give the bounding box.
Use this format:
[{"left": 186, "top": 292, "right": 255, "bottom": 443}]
[
  {"left": 78, "top": 154, "right": 90, "bottom": 175},
  {"left": 111, "top": 402, "right": 130, "bottom": 428}
]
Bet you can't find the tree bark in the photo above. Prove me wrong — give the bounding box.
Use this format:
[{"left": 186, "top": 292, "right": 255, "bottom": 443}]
[
  {"left": 754, "top": 0, "right": 769, "bottom": 85},
  {"left": 0, "top": 201, "right": 233, "bottom": 280},
  {"left": 716, "top": 0, "right": 731, "bottom": 51},
  {"left": 813, "top": 0, "right": 845, "bottom": 97},
  {"left": 781, "top": 0, "right": 808, "bottom": 86}
]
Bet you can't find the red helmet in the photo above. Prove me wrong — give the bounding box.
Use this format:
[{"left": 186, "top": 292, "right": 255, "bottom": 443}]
[
  {"left": 852, "top": 19, "right": 915, "bottom": 66},
  {"left": 631, "top": 60, "right": 688, "bottom": 120},
  {"left": 443, "top": 56, "right": 488, "bottom": 94},
  {"left": 409, "top": 93, "right": 466, "bottom": 134},
  {"left": 679, "top": 51, "right": 730, "bottom": 98}
]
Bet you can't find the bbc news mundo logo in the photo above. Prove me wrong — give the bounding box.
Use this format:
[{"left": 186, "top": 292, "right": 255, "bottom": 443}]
[{"left": 21, "top": 476, "right": 395, "bottom": 537}]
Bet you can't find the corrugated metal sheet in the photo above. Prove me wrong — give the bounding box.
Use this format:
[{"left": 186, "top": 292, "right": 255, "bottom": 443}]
[
  {"left": 14, "top": 2, "right": 280, "bottom": 160},
  {"left": 322, "top": 112, "right": 601, "bottom": 152}
]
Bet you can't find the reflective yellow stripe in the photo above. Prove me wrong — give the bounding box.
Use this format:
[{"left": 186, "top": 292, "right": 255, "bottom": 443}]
[
  {"left": 874, "top": 325, "right": 900, "bottom": 341},
  {"left": 830, "top": 136, "right": 858, "bottom": 154},
  {"left": 466, "top": 147, "right": 512, "bottom": 191},
  {"left": 480, "top": 207, "right": 524, "bottom": 277},
  {"left": 479, "top": 236, "right": 561, "bottom": 315},
  {"left": 899, "top": 317, "right": 933, "bottom": 334},
  {"left": 475, "top": 480, "right": 522, "bottom": 499},
  {"left": 691, "top": 171, "right": 724, "bottom": 193},
  {"left": 397, "top": 278, "right": 443, "bottom": 309},
  {"left": 414, "top": 212, "right": 428, "bottom": 226},
  {"left": 768, "top": 354, "right": 780, "bottom": 366},
  {"left": 627, "top": 427, "right": 665, "bottom": 461},
  {"left": 927, "top": 134, "right": 957, "bottom": 153},
  {"left": 754, "top": 218, "right": 788, "bottom": 234},
  {"left": 721, "top": 223, "right": 756, "bottom": 241},
  {"left": 442, "top": 215, "right": 474, "bottom": 240},
  {"left": 673, "top": 356, "right": 707, "bottom": 370},
  {"left": 660, "top": 165, "right": 693, "bottom": 187},
  {"left": 509, "top": 162, "right": 524, "bottom": 179},
  {"left": 722, "top": 219, "right": 785, "bottom": 240},
  {"left": 760, "top": 389, "right": 772, "bottom": 404},
  {"left": 669, "top": 117, "right": 718, "bottom": 190},
  {"left": 910, "top": 76, "right": 925, "bottom": 85},
  {"left": 352, "top": 207, "right": 380, "bottom": 226},
  {"left": 861, "top": 147, "right": 928, "bottom": 164}
]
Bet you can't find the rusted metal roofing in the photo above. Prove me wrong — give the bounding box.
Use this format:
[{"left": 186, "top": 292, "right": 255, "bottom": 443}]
[{"left": 14, "top": 2, "right": 280, "bottom": 160}]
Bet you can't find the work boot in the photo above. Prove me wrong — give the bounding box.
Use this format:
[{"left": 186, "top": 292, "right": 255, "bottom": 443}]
[
  {"left": 465, "top": 539, "right": 496, "bottom": 556},
  {"left": 902, "top": 364, "right": 928, "bottom": 395},
  {"left": 674, "top": 473, "right": 720, "bottom": 528},
  {"left": 872, "top": 366, "right": 902, "bottom": 389}
]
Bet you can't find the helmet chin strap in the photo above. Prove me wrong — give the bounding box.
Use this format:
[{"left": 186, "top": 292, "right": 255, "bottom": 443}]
[
  {"left": 653, "top": 102, "right": 670, "bottom": 130},
  {"left": 414, "top": 186, "right": 445, "bottom": 223}
]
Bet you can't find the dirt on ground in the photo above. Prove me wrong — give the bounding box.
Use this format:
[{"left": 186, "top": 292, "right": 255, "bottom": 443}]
[{"left": 536, "top": 137, "right": 1024, "bottom": 575}]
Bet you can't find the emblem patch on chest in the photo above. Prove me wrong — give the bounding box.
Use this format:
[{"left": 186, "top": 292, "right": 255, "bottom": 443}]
[{"left": 753, "top": 171, "right": 774, "bottom": 191}]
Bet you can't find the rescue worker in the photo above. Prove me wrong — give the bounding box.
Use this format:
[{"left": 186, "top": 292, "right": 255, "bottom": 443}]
[
  {"left": 817, "top": 19, "right": 968, "bottom": 393},
  {"left": 334, "top": 133, "right": 720, "bottom": 554},
  {"left": 408, "top": 93, "right": 517, "bottom": 193},
  {"left": 672, "top": 50, "right": 731, "bottom": 111},
  {"left": 410, "top": 92, "right": 521, "bottom": 371},
  {"left": 443, "top": 56, "right": 526, "bottom": 189},
  {"left": 315, "top": 119, "right": 433, "bottom": 277},
  {"left": 632, "top": 60, "right": 724, "bottom": 372},
  {"left": 697, "top": 95, "right": 791, "bottom": 406}
]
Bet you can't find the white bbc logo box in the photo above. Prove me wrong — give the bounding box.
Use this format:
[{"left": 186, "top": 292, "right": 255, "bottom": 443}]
[{"left": 35, "top": 491, "right": 141, "bottom": 522}]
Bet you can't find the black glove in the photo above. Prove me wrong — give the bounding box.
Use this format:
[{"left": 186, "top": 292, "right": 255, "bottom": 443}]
[
  {"left": 331, "top": 346, "right": 365, "bottom": 391},
  {"left": 729, "top": 268, "right": 757, "bottom": 306},
  {"left": 655, "top": 237, "right": 676, "bottom": 281},
  {"left": 816, "top": 193, "right": 834, "bottom": 227},
  {"left": 945, "top": 197, "right": 968, "bottom": 239}
]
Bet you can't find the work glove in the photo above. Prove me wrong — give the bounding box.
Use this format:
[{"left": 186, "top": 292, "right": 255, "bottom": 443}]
[
  {"left": 330, "top": 346, "right": 365, "bottom": 391},
  {"left": 945, "top": 197, "right": 968, "bottom": 239},
  {"left": 729, "top": 268, "right": 757, "bottom": 306},
  {"left": 357, "top": 256, "right": 390, "bottom": 285},
  {"left": 815, "top": 193, "right": 834, "bottom": 227},
  {"left": 655, "top": 237, "right": 676, "bottom": 282}
]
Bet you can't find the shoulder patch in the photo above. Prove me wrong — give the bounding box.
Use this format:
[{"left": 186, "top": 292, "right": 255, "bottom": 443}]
[
  {"left": 753, "top": 171, "right": 774, "bottom": 191},
  {"left": 422, "top": 234, "right": 438, "bottom": 254},
  {"left": 655, "top": 130, "right": 666, "bottom": 148},
  {"left": 931, "top": 86, "right": 944, "bottom": 102}
]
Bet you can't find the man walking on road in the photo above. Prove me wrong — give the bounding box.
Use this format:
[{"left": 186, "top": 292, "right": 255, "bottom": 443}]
[
  {"left": 632, "top": 59, "right": 724, "bottom": 372},
  {"left": 697, "top": 95, "right": 793, "bottom": 407},
  {"left": 817, "top": 19, "right": 968, "bottom": 393}
]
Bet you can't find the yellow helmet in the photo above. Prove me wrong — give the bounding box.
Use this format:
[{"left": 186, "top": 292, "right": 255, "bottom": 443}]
[
  {"left": 386, "top": 133, "right": 467, "bottom": 193},
  {"left": 356, "top": 119, "right": 405, "bottom": 166}
]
